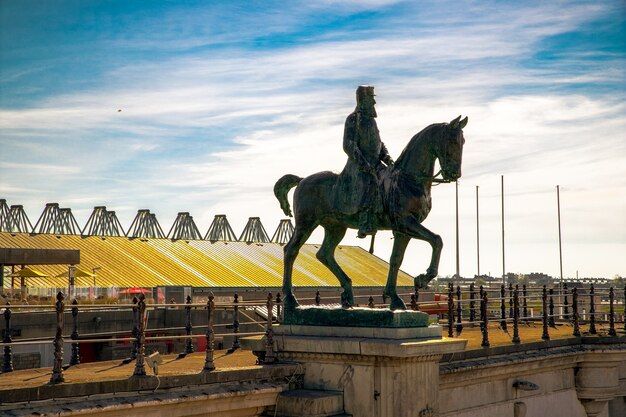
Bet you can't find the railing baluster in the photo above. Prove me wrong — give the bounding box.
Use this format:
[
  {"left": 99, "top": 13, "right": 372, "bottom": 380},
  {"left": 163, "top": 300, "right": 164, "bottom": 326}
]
[
  {"left": 589, "top": 284, "right": 597, "bottom": 335},
  {"left": 185, "top": 295, "right": 194, "bottom": 354},
  {"left": 563, "top": 283, "right": 569, "bottom": 320},
  {"left": 548, "top": 288, "right": 555, "bottom": 328},
  {"left": 542, "top": 285, "right": 550, "bottom": 341},
  {"left": 456, "top": 285, "right": 463, "bottom": 335},
  {"left": 469, "top": 283, "right": 476, "bottom": 325},
  {"left": 2, "top": 302, "right": 13, "bottom": 372},
  {"left": 264, "top": 293, "right": 276, "bottom": 364},
  {"left": 479, "top": 285, "right": 484, "bottom": 328},
  {"left": 275, "top": 293, "right": 282, "bottom": 321},
  {"left": 623, "top": 286, "right": 626, "bottom": 333},
  {"left": 500, "top": 284, "right": 507, "bottom": 331},
  {"left": 481, "top": 292, "right": 489, "bottom": 347},
  {"left": 608, "top": 287, "right": 616, "bottom": 337},
  {"left": 229, "top": 293, "right": 240, "bottom": 352},
  {"left": 414, "top": 288, "right": 420, "bottom": 311},
  {"left": 130, "top": 296, "right": 138, "bottom": 360},
  {"left": 315, "top": 291, "right": 321, "bottom": 306},
  {"left": 512, "top": 287, "right": 520, "bottom": 344},
  {"left": 203, "top": 293, "right": 215, "bottom": 372},
  {"left": 50, "top": 292, "right": 65, "bottom": 384},
  {"left": 447, "top": 283, "right": 454, "bottom": 338},
  {"left": 522, "top": 284, "right": 528, "bottom": 324},
  {"left": 410, "top": 294, "right": 417, "bottom": 311},
  {"left": 508, "top": 283, "right": 513, "bottom": 318},
  {"left": 572, "top": 287, "right": 581, "bottom": 337},
  {"left": 70, "top": 299, "right": 80, "bottom": 365},
  {"left": 133, "top": 295, "right": 146, "bottom": 376},
  {"left": 368, "top": 296, "right": 375, "bottom": 308}
]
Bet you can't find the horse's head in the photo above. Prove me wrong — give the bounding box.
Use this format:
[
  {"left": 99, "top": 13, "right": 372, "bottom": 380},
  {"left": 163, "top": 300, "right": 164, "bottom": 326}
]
[{"left": 436, "top": 115, "right": 467, "bottom": 181}]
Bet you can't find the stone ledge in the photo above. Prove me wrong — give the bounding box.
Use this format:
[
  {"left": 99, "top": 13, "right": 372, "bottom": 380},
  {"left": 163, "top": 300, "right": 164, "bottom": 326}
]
[
  {"left": 282, "top": 306, "right": 429, "bottom": 327},
  {"left": 274, "top": 324, "right": 441, "bottom": 339}
]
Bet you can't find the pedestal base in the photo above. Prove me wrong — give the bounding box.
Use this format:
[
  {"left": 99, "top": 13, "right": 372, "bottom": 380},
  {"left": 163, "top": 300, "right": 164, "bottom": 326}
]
[{"left": 274, "top": 325, "right": 466, "bottom": 417}]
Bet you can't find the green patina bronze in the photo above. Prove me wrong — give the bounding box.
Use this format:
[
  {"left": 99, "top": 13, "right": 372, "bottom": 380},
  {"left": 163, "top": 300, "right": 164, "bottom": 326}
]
[
  {"left": 275, "top": 86, "right": 467, "bottom": 313},
  {"left": 282, "top": 306, "right": 429, "bottom": 328}
]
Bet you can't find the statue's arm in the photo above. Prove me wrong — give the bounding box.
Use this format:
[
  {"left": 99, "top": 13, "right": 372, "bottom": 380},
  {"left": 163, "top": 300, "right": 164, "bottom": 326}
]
[{"left": 379, "top": 142, "right": 394, "bottom": 166}]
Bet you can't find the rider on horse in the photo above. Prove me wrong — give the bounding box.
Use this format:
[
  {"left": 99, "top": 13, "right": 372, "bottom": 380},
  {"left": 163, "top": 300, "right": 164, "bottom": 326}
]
[{"left": 340, "top": 85, "right": 395, "bottom": 238}]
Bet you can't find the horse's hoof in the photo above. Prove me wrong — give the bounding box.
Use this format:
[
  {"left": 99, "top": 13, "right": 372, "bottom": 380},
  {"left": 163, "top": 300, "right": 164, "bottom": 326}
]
[
  {"left": 389, "top": 297, "right": 407, "bottom": 311},
  {"left": 283, "top": 294, "right": 299, "bottom": 311},
  {"left": 414, "top": 274, "right": 432, "bottom": 289},
  {"left": 341, "top": 291, "right": 355, "bottom": 308}
]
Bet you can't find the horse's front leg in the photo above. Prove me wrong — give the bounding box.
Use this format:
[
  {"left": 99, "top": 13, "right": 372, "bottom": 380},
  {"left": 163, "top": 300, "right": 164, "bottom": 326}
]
[
  {"left": 384, "top": 232, "right": 411, "bottom": 310},
  {"left": 395, "top": 216, "right": 443, "bottom": 289},
  {"left": 283, "top": 224, "right": 316, "bottom": 311}
]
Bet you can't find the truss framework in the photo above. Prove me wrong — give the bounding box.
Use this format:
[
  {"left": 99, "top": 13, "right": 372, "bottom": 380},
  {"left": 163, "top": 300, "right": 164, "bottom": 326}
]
[
  {"left": 167, "top": 212, "right": 202, "bottom": 240},
  {"left": 271, "top": 219, "right": 294, "bottom": 244},
  {"left": 239, "top": 217, "right": 270, "bottom": 243},
  {"left": 126, "top": 209, "right": 166, "bottom": 239},
  {"left": 204, "top": 214, "right": 238, "bottom": 242},
  {"left": 32, "top": 203, "right": 82, "bottom": 235},
  {"left": 82, "top": 206, "right": 125, "bottom": 237}
]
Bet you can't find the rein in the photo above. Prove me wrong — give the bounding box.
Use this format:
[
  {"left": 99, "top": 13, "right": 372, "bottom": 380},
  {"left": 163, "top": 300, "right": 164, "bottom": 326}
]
[{"left": 404, "top": 169, "right": 453, "bottom": 185}]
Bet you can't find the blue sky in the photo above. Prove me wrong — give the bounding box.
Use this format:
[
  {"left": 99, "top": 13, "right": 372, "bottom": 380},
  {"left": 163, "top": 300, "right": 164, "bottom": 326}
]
[{"left": 1, "top": 0, "right": 624, "bottom": 279}]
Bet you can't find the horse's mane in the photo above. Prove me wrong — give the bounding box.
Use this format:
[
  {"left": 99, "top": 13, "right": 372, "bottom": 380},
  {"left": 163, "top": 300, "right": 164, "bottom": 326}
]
[{"left": 394, "top": 123, "right": 446, "bottom": 168}]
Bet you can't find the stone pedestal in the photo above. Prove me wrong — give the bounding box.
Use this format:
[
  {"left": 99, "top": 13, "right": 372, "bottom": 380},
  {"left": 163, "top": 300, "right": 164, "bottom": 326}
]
[{"left": 273, "top": 324, "right": 466, "bottom": 417}]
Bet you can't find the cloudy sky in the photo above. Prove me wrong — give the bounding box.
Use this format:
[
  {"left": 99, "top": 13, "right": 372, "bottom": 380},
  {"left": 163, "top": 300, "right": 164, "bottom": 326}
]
[{"left": 1, "top": 0, "right": 624, "bottom": 280}]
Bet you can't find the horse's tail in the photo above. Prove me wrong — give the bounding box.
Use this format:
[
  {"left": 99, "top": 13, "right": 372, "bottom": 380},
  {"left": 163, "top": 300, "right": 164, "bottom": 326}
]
[{"left": 274, "top": 174, "right": 303, "bottom": 217}]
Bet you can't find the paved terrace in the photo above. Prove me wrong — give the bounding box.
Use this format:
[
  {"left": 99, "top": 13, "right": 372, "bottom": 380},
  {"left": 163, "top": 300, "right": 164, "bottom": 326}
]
[{"left": 1, "top": 324, "right": 623, "bottom": 405}]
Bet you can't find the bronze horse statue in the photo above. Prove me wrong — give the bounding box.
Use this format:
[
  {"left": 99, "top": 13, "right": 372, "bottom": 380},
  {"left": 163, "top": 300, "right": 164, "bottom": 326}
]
[{"left": 274, "top": 115, "right": 467, "bottom": 310}]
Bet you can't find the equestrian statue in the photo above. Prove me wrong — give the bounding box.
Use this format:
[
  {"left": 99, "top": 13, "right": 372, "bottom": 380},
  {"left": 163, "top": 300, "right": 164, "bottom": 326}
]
[{"left": 274, "top": 86, "right": 467, "bottom": 311}]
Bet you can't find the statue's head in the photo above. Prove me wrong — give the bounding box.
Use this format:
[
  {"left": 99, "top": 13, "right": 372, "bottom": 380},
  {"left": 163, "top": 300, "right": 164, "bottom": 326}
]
[
  {"left": 356, "top": 85, "right": 377, "bottom": 117},
  {"left": 438, "top": 115, "right": 468, "bottom": 181}
]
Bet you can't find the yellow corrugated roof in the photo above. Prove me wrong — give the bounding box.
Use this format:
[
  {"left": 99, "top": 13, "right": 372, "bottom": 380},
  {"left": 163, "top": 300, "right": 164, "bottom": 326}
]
[{"left": 0, "top": 232, "right": 414, "bottom": 288}]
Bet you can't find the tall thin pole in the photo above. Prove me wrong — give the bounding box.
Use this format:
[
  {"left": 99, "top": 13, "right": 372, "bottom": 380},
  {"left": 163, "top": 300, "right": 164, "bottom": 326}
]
[
  {"left": 456, "top": 180, "right": 460, "bottom": 286},
  {"left": 476, "top": 185, "right": 480, "bottom": 278},
  {"left": 557, "top": 185, "right": 563, "bottom": 285},
  {"left": 501, "top": 175, "right": 505, "bottom": 285}
]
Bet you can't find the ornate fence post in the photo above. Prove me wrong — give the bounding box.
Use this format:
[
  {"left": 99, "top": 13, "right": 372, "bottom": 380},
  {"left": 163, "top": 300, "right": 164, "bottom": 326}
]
[
  {"left": 589, "top": 284, "right": 597, "bottom": 335},
  {"left": 414, "top": 288, "right": 420, "bottom": 311},
  {"left": 512, "top": 287, "right": 520, "bottom": 344},
  {"left": 469, "top": 283, "right": 476, "bottom": 324},
  {"left": 264, "top": 293, "right": 276, "bottom": 364},
  {"left": 572, "top": 287, "right": 581, "bottom": 337},
  {"left": 130, "top": 296, "right": 138, "bottom": 360},
  {"left": 50, "top": 292, "right": 65, "bottom": 384},
  {"left": 500, "top": 284, "right": 507, "bottom": 331},
  {"left": 447, "top": 283, "right": 454, "bottom": 338},
  {"left": 133, "top": 295, "right": 147, "bottom": 376},
  {"left": 229, "top": 293, "right": 240, "bottom": 352},
  {"left": 456, "top": 285, "right": 463, "bottom": 335},
  {"left": 368, "top": 296, "right": 375, "bottom": 308},
  {"left": 508, "top": 283, "right": 514, "bottom": 318},
  {"left": 623, "top": 286, "right": 626, "bottom": 333},
  {"left": 275, "top": 293, "right": 282, "bottom": 320},
  {"left": 548, "top": 288, "right": 556, "bottom": 328},
  {"left": 479, "top": 285, "right": 484, "bottom": 327},
  {"left": 481, "top": 292, "right": 490, "bottom": 347},
  {"left": 185, "top": 295, "right": 194, "bottom": 354},
  {"left": 315, "top": 291, "right": 321, "bottom": 306},
  {"left": 608, "top": 287, "right": 616, "bottom": 337},
  {"left": 2, "top": 302, "right": 13, "bottom": 372},
  {"left": 70, "top": 299, "right": 80, "bottom": 365},
  {"left": 203, "top": 293, "right": 215, "bottom": 372},
  {"left": 522, "top": 284, "right": 528, "bottom": 324},
  {"left": 382, "top": 292, "right": 388, "bottom": 305},
  {"left": 410, "top": 294, "right": 417, "bottom": 311},
  {"left": 541, "top": 286, "right": 550, "bottom": 341},
  {"left": 563, "top": 283, "right": 569, "bottom": 320}
]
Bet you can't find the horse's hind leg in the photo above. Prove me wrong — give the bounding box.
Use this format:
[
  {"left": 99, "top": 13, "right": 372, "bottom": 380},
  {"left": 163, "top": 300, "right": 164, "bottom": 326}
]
[
  {"left": 283, "top": 221, "right": 316, "bottom": 310},
  {"left": 384, "top": 232, "right": 411, "bottom": 310},
  {"left": 316, "top": 223, "right": 354, "bottom": 308}
]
